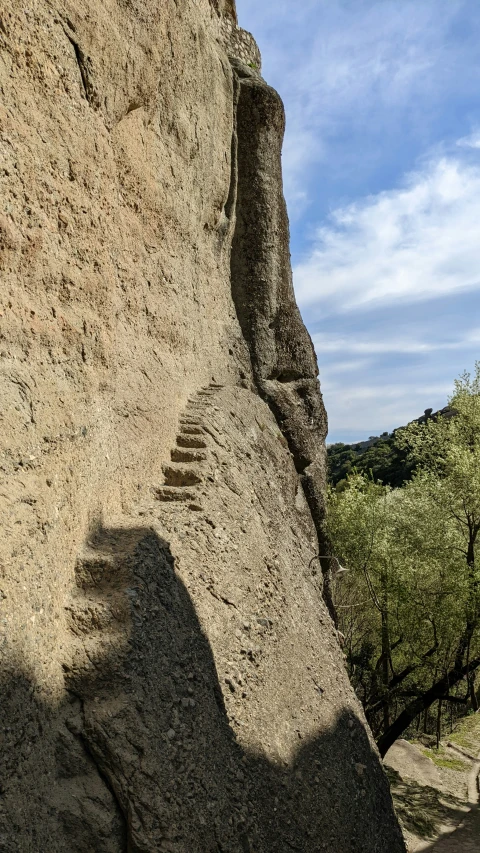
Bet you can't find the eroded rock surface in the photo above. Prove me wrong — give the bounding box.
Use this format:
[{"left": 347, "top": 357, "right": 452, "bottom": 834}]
[
  {"left": 0, "top": 1, "right": 405, "bottom": 850},
  {"left": 229, "top": 60, "right": 333, "bottom": 614}
]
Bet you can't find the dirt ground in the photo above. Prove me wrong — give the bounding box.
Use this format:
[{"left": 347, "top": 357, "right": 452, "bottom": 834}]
[
  {"left": 425, "top": 805, "right": 480, "bottom": 853},
  {"left": 385, "top": 716, "right": 480, "bottom": 852}
]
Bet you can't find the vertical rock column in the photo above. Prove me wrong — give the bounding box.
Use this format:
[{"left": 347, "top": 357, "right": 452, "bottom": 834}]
[{"left": 229, "top": 61, "right": 335, "bottom": 619}]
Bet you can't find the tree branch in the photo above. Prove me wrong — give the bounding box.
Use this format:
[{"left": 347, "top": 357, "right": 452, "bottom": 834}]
[{"left": 377, "top": 655, "right": 480, "bottom": 757}]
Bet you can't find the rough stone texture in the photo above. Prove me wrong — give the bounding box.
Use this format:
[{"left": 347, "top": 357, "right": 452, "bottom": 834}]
[
  {"left": 0, "top": 1, "right": 405, "bottom": 851},
  {"left": 211, "top": 0, "right": 238, "bottom": 22},
  {"left": 229, "top": 61, "right": 333, "bottom": 613},
  {"left": 219, "top": 20, "right": 262, "bottom": 71},
  {"left": 211, "top": 0, "right": 261, "bottom": 71}
]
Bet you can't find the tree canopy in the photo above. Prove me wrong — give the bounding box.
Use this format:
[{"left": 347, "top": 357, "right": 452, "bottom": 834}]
[{"left": 327, "top": 365, "right": 480, "bottom": 756}]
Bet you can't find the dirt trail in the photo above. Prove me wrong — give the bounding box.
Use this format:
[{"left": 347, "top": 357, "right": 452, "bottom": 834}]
[
  {"left": 386, "top": 721, "right": 480, "bottom": 852},
  {"left": 426, "top": 804, "right": 480, "bottom": 852},
  {"left": 425, "top": 752, "right": 480, "bottom": 853}
]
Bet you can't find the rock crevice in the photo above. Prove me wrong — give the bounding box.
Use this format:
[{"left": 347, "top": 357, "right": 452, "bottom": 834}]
[{"left": 228, "top": 59, "right": 334, "bottom": 618}]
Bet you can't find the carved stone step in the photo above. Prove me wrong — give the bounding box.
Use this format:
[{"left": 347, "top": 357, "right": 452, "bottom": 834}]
[
  {"left": 179, "top": 425, "right": 205, "bottom": 435},
  {"left": 179, "top": 416, "right": 202, "bottom": 426},
  {"left": 74, "top": 551, "right": 125, "bottom": 591},
  {"left": 63, "top": 632, "right": 126, "bottom": 688},
  {"left": 66, "top": 591, "right": 129, "bottom": 635},
  {"left": 162, "top": 464, "right": 203, "bottom": 487},
  {"left": 186, "top": 401, "right": 208, "bottom": 410},
  {"left": 176, "top": 434, "right": 207, "bottom": 449},
  {"left": 154, "top": 486, "right": 198, "bottom": 503},
  {"left": 170, "top": 447, "right": 207, "bottom": 463}
]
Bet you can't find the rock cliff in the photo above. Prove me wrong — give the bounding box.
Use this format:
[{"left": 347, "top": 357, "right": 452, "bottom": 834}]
[{"left": 0, "top": 1, "right": 405, "bottom": 850}]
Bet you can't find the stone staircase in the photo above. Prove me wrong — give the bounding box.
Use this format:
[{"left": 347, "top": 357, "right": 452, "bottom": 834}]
[
  {"left": 63, "top": 384, "right": 225, "bottom": 689},
  {"left": 63, "top": 528, "right": 145, "bottom": 694},
  {"left": 153, "top": 382, "right": 224, "bottom": 514}
]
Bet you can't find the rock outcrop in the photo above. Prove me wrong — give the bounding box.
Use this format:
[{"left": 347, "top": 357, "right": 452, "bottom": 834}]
[
  {"left": 229, "top": 58, "right": 334, "bottom": 617},
  {"left": 0, "top": 1, "right": 405, "bottom": 850}
]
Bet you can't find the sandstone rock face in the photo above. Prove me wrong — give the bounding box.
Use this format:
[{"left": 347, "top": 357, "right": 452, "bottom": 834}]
[{"left": 0, "top": 2, "right": 405, "bottom": 850}]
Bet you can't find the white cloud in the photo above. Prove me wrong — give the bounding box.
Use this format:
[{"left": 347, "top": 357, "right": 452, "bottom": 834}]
[
  {"left": 457, "top": 131, "right": 480, "bottom": 149},
  {"left": 321, "top": 358, "right": 373, "bottom": 374},
  {"left": 237, "top": 0, "right": 479, "bottom": 217},
  {"left": 321, "top": 381, "right": 451, "bottom": 404},
  {"left": 279, "top": 6, "right": 439, "bottom": 210},
  {"left": 322, "top": 379, "right": 453, "bottom": 438},
  {"left": 294, "top": 157, "right": 480, "bottom": 312},
  {"left": 235, "top": 1, "right": 480, "bottom": 441},
  {"left": 312, "top": 329, "right": 480, "bottom": 355}
]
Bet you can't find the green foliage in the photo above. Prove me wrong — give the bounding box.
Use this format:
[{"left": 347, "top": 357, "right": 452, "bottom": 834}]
[
  {"left": 327, "top": 365, "right": 480, "bottom": 749},
  {"left": 397, "top": 367, "right": 480, "bottom": 549},
  {"left": 449, "top": 710, "right": 480, "bottom": 752},
  {"left": 327, "top": 434, "right": 413, "bottom": 489}
]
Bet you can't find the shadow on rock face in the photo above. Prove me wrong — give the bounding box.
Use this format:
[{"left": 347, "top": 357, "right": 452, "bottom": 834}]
[{"left": 0, "top": 523, "right": 405, "bottom": 853}]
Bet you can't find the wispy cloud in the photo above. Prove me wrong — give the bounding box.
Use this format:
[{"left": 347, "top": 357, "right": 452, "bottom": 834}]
[
  {"left": 324, "top": 380, "right": 454, "bottom": 440},
  {"left": 245, "top": 1, "right": 480, "bottom": 214},
  {"left": 294, "top": 156, "right": 480, "bottom": 313},
  {"left": 236, "top": 0, "right": 480, "bottom": 442},
  {"left": 320, "top": 382, "right": 452, "bottom": 404},
  {"left": 322, "top": 358, "right": 373, "bottom": 374},
  {"left": 457, "top": 130, "right": 480, "bottom": 149},
  {"left": 313, "top": 328, "right": 480, "bottom": 355}
]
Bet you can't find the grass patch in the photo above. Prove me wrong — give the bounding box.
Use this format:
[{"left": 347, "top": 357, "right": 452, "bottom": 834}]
[
  {"left": 387, "top": 717, "right": 480, "bottom": 844},
  {"left": 420, "top": 746, "right": 469, "bottom": 772},
  {"left": 449, "top": 713, "right": 480, "bottom": 754}
]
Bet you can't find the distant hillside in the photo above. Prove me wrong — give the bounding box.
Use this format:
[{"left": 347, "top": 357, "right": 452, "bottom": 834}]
[{"left": 328, "top": 406, "right": 452, "bottom": 488}]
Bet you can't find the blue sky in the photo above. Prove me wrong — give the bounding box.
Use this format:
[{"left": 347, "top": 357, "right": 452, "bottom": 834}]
[{"left": 235, "top": 0, "right": 480, "bottom": 443}]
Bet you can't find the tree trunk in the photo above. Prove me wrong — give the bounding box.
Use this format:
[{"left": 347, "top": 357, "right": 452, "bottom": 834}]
[
  {"left": 469, "top": 675, "right": 479, "bottom": 712},
  {"left": 381, "top": 567, "right": 390, "bottom": 734},
  {"left": 381, "top": 609, "right": 390, "bottom": 733},
  {"left": 436, "top": 698, "right": 442, "bottom": 750},
  {"left": 377, "top": 655, "right": 480, "bottom": 757}
]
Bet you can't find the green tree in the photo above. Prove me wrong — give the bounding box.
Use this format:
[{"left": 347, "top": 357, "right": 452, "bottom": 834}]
[{"left": 328, "top": 365, "right": 480, "bottom": 757}]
